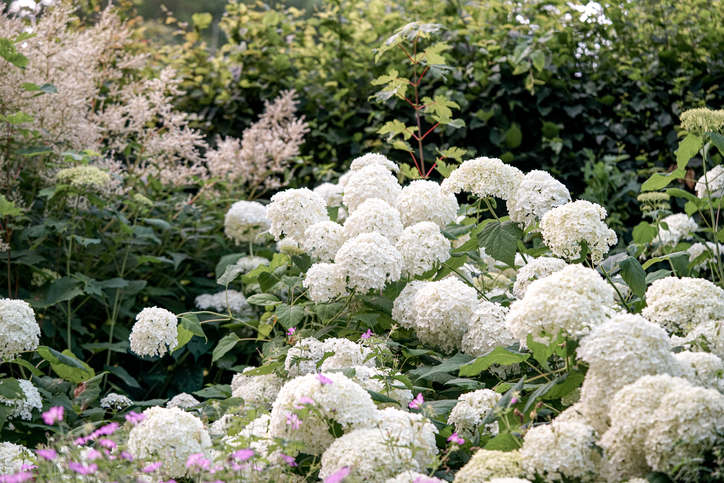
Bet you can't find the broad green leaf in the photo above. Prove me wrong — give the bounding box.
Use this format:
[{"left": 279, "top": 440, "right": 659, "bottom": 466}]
[
  {"left": 67, "top": 235, "right": 100, "bottom": 247},
  {"left": 181, "top": 313, "right": 206, "bottom": 340},
  {"left": 173, "top": 324, "right": 194, "bottom": 354},
  {"left": 642, "top": 251, "right": 689, "bottom": 270},
  {"left": 618, "top": 256, "right": 647, "bottom": 298},
  {"left": 0, "top": 195, "right": 23, "bottom": 217},
  {"left": 212, "top": 333, "right": 240, "bottom": 363},
  {"left": 217, "top": 264, "right": 245, "bottom": 287},
  {"left": 192, "top": 12, "right": 213, "bottom": 30},
  {"left": 104, "top": 365, "right": 141, "bottom": 388},
  {"left": 366, "top": 390, "right": 400, "bottom": 406},
  {"left": 378, "top": 120, "right": 416, "bottom": 141},
  {"left": 441, "top": 147, "right": 467, "bottom": 162},
  {"left": 247, "top": 294, "right": 281, "bottom": 306},
  {"left": 37, "top": 347, "right": 94, "bottom": 383},
  {"left": 276, "top": 304, "right": 305, "bottom": 329},
  {"left": 0, "top": 38, "right": 28, "bottom": 68},
  {"left": 4, "top": 112, "right": 33, "bottom": 124},
  {"left": 632, "top": 221, "right": 657, "bottom": 244},
  {"left": 675, "top": 134, "right": 703, "bottom": 168},
  {"left": 477, "top": 221, "right": 524, "bottom": 267},
  {"left": 81, "top": 342, "right": 128, "bottom": 353},
  {"left": 0, "top": 378, "right": 24, "bottom": 399},
  {"left": 258, "top": 271, "right": 280, "bottom": 292},
  {"left": 243, "top": 365, "right": 275, "bottom": 376},
  {"left": 506, "top": 124, "right": 523, "bottom": 149},
  {"left": 459, "top": 347, "right": 531, "bottom": 377},
  {"left": 420, "top": 42, "right": 449, "bottom": 66},
  {"left": 484, "top": 432, "right": 521, "bottom": 451},
  {"left": 641, "top": 168, "right": 686, "bottom": 191},
  {"left": 708, "top": 132, "right": 724, "bottom": 155},
  {"left": 8, "top": 358, "right": 43, "bottom": 377},
  {"left": 193, "top": 384, "right": 232, "bottom": 399},
  {"left": 215, "top": 253, "right": 245, "bottom": 279},
  {"left": 45, "top": 277, "right": 84, "bottom": 305},
  {"left": 415, "top": 353, "right": 474, "bottom": 381},
  {"left": 530, "top": 50, "right": 545, "bottom": 72},
  {"left": 291, "top": 254, "right": 312, "bottom": 272},
  {"left": 666, "top": 188, "right": 701, "bottom": 207},
  {"left": 527, "top": 334, "right": 565, "bottom": 371}
]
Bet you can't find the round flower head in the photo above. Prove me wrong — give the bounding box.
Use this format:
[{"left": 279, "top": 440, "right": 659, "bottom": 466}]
[
  {"left": 520, "top": 419, "right": 603, "bottom": 483},
  {"left": 343, "top": 198, "right": 404, "bottom": 243},
  {"left": 454, "top": 449, "right": 524, "bottom": 483},
  {"left": 507, "top": 170, "right": 571, "bottom": 229},
  {"left": 166, "top": 393, "right": 200, "bottom": 409},
  {"left": 462, "top": 301, "right": 516, "bottom": 357},
  {"left": 100, "top": 393, "right": 133, "bottom": 410},
  {"left": 653, "top": 213, "right": 698, "bottom": 247},
  {"left": 129, "top": 307, "right": 178, "bottom": 357},
  {"left": 0, "top": 299, "right": 40, "bottom": 361},
  {"left": 338, "top": 170, "right": 354, "bottom": 188},
  {"left": 304, "top": 221, "right": 346, "bottom": 262},
  {"left": 303, "top": 263, "right": 346, "bottom": 303},
  {"left": 269, "top": 372, "right": 379, "bottom": 454},
  {"left": 391, "top": 280, "right": 428, "bottom": 329},
  {"left": 267, "top": 188, "right": 329, "bottom": 243},
  {"left": 235, "top": 256, "right": 270, "bottom": 274},
  {"left": 642, "top": 276, "right": 724, "bottom": 334},
  {"left": 343, "top": 164, "right": 402, "bottom": 213},
  {"left": 680, "top": 107, "right": 724, "bottom": 133},
  {"left": 412, "top": 278, "right": 479, "bottom": 353},
  {"left": 448, "top": 389, "right": 502, "bottom": 438},
  {"left": 506, "top": 264, "right": 615, "bottom": 344},
  {"left": 0, "top": 442, "right": 33, "bottom": 476},
  {"left": 231, "top": 367, "right": 284, "bottom": 408},
  {"left": 696, "top": 164, "right": 724, "bottom": 198},
  {"left": 127, "top": 406, "right": 212, "bottom": 478},
  {"left": 396, "top": 222, "right": 451, "bottom": 276},
  {"left": 194, "top": 290, "right": 250, "bottom": 314},
  {"left": 335, "top": 233, "right": 404, "bottom": 293},
  {"left": 285, "top": 337, "right": 375, "bottom": 377},
  {"left": 394, "top": 180, "right": 458, "bottom": 228},
  {"left": 687, "top": 320, "right": 724, "bottom": 359},
  {"left": 688, "top": 241, "right": 723, "bottom": 271},
  {"left": 674, "top": 351, "right": 724, "bottom": 392},
  {"left": 540, "top": 200, "right": 617, "bottom": 264},
  {"left": 314, "top": 182, "right": 344, "bottom": 207},
  {"left": 350, "top": 153, "right": 399, "bottom": 172},
  {"left": 513, "top": 257, "right": 567, "bottom": 299},
  {"left": 285, "top": 337, "right": 325, "bottom": 377},
  {"left": 223, "top": 200, "right": 270, "bottom": 245},
  {"left": 350, "top": 366, "right": 413, "bottom": 409},
  {"left": 377, "top": 407, "right": 438, "bottom": 464},
  {"left": 0, "top": 379, "right": 42, "bottom": 421},
  {"left": 56, "top": 165, "right": 110, "bottom": 191},
  {"left": 387, "top": 471, "right": 444, "bottom": 483},
  {"left": 440, "top": 157, "right": 524, "bottom": 200}
]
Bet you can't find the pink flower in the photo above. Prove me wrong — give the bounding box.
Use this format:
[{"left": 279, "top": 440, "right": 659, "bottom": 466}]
[
  {"left": 361, "top": 329, "right": 373, "bottom": 339},
  {"left": 120, "top": 451, "right": 133, "bottom": 461},
  {"left": 510, "top": 397, "right": 518, "bottom": 404},
  {"left": 294, "top": 396, "right": 315, "bottom": 409},
  {"left": 409, "top": 393, "right": 424, "bottom": 410},
  {"left": 0, "top": 471, "right": 34, "bottom": 483},
  {"left": 68, "top": 462, "right": 97, "bottom": 475},
  {"left": 317, "top": 373, "right": 333, "bottom": 385},
  {"left": 230, "top": 449, "right": 254, "bottom": 462},
  {"left": 90, "top": 422, "right": 119, "bottom": 439},
  {"left": 447, "top": 432, "right": 465, "bottom": 445},
  {"left": 287, "top": 327, "right": 296, "bottom": 336},
  {"left": 42, "top": 406, "right": 64, "bottom": 425},
  {"left": 98, "top": 438, "right": 117, "bottom": 450},
  {"left": 186, "top": 452, "right": 211, "bottom": 470},
  {"left": 36, "top": 449, "right": 57, "bottom": 460},
  {"left": 143, "top": 462, "right": 163, "bottom": 473},
  {"left": 73, "top": 437, "right": 87, "bottom": 446},
  {"left": 125, "top": 411, "right": 145, "bottom": 425},
  {"left": 286, "top": 413, "right": 302, "bottom": 429},
  {"left": 325, "top": 467, "right": 351, "bottom": 483},
  {"left": 280, "top": 454, "right": 298, "bottom": 467},
  {"left": 85, "top": 449, "right": 103, "bottom": 461}
]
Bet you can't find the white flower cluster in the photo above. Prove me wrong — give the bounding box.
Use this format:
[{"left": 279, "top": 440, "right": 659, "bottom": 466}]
[
  {"left": 391, "top": 281, "right": 428, "bottom": 329},
  {"left": 335, "top": 233, "right": 404, "bottom": 293},
  {"left": 314, "top": 182, "right": 344, "bottom": 208},
  {"left": 696, "top": 164, "right": 724, "bottom": 198},
  {"left": 129, "top": 307, "right": 178, "bottom": 357},
  {"left": 448, "top": 389, "right": 502, "bottom": 438},
  {"left": 350, "top": 153, "right": 399, "bottom": 172},
  {"left": 343, "top": 165, "right": 402, "bottom": 213},
  {"left": 654, "top": 213, "right": 698, "bottom": 247},
  {"left": 454, "top": 450, "right": 524, "bottom": 483},
  {"left": 194, "top": 289, "right": 250, "bottom": 314},
  {"left": 506, "top": 265, "right": 615, "bottom": 344},
  {"left": 235, "top": 255, "right": 270, "bottom": 273},
  {"left": 100, "top": 393, "right": 133, "bottom": 410},
  {"left": 441, "top": 157, "right": 524, "bottom": 200},
  {"left": 642, "top": 276, "right": 724, "bottom": 334},
  {"left": 674, "top": 351, "right": 724, "bottom": 392},
  {"left": 303, "top": 262, "right": 346, "bottom": 303},
  {"left": 387, "top": 471, "right": 444, "bottom": 483},
  {"left": 285, "top": 337, "right": 375, "bottom": 377},
  {"left": 127, "top": 406, "right": 212, "bottom": 478},
  {"left": 512, "top": 257, "right": 567, "bottom": 299},
  {"left": 166, "top": 393, "right": 200, "bottom": 409},
  {"left": 507, "top": 170, "right": 571, "bottom": 228},
  {"left": 231, "top": 367, "right": 284, "bottom": 408},
  {"left": 461, "top": 301, "right": 515, "bottom": 357},
  {"left": 344, "top": 198, "right": 404, "bottom": 243},
  {"left": 303, "top": 221, "right": 346, "bottom": 262},
  {"left": 223, "top": 200, "right": 270, "bottom": 245},
  {"left": 396, "top": 222, "right": 451, "bottom": 276},
  {"left": 0, "top": 379, "right": 42, "bottom": 421},
  {"left": 394, "top": 180, "right": 458, "bottom": 228},
  {"left": 267, "top": 188, "right": 329, "bottom": 243},
  {"left": 686, "top": 319, "right": 724, "bottom": 359},
  {"left": 540, "top": 200, "right": 617, "bottom": 264},
  {"left": 0, "top": 299, "right": 40, "bottom": 361},
  {"left": 0, "top": 442, "right": 32, "bottom": 476},
  {"left": 269, "top": 372, "right": 379, "bottom": 454},
  {"left": 688, "top": 241, "right": 724, "bottom": 270}
]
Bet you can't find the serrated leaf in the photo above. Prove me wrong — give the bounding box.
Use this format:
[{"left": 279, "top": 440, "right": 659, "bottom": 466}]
[
  {"left": 181, "top": 313, "right": 206, "bottom": 340},
  {"left": 459, "top": 347, "right": 530, "bottom": 377},
  {"left": 0, "top": 194, "right": 23, "bottom": 217},
  {"left": 247, "top": 294, "right": 281, "bottom": 306},
  {"left": 530, "top": 50, "right": 545, "bottom": 72},
  {"left": 477, "top": 221, "right": 524, "bottom": 267},
  {"left": 484, "top": 432, "right": 521, "bottom": 451},
  {"left": 675, "top": 134, "right": 703, "bottom": 169},
  {"left": 420, "top": 43, "right": 449, "bottom": 66},
  {"left": 641, "top": 168, "right": 686, "bottom": 191},
  {"left": 212, "top": 333, "right": 240, "bottom": 363},
  {"left": 441, "top": 147, "right": 467, "bottom": 162},
  {"left": 366, "top": 389, "right": 400, "bottom": 405},
  {"left": 217, "top": 264, "right": 245, "bottom": 287},
  {"left": 618, "top": 256, "right": 647, "bottom": 298},
  {"left": 378, "top": 119, "right": 416, "bottom": 141},
  {"left": 276, "top": 304, "right": 305, "bottom": 329}
]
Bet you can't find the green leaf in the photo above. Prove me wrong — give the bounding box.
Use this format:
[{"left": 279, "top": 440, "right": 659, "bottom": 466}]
[
  {"left": 0, "top": 195, "right": 23, "bottom": 217},
  {"left": 378, "top": 120, "right": 416, "bottom": 141},
  {"left": 459, "top": 347, "right": 531, "bottom": 377},
  {"left": 366, "top": 390, "right": 400, "bottom": 406},
  {"left": 441, "top": 147, "right": 467, "bottom": 162},
  {"left": 81, "top": 341, "right": 128, "bottom": 353},
  {"left": 477, "top": 221, "right": 524, "bottom": 267},
  {"left": 666, "top": 188, "right": 701, "bottom": 207},
  {"left": 276, "top": 304, "right": 305, "bottom": 329},
  {"left": 530, "top": 50, "right": 545, "bottom": 72},
  {"left": 67, "top": 234, "right": 101, "bottom": 247},
  {"left": 215, "top": 253, "right": 245, "bottom": 279},
  {"left": 247, "top": 294, "right": 281, "bottom": 306},
  {"left": 618, "top": 256, "right": 647, "bottom": 298},
  {"left": 0, "top": 38, "right": 28, "bottom": 68},
  {"left": 291, "top": 254, "right": 312, "bottom": 272},
  {"left": 4, "top": 112, "right": 33, "bottom": 124},
  {"left": 420, "top": 42, "right": 449, "bottom": 66},
  {"left": 192, "top": 12, "right": 213, "bottom": 30},
  {"left": 641, "top": 168, "right": 686, "bottom": 191},
  {"left": 37, "top": 347, "right": 94, "bottom": 383},
  {"left": 212, "top": 333, "right": 240, "bottom": 363},
  {"left": 708, "top": 132, "right": 724, "bottom": 155},
  {"left": 484, "top": 432, "right": 521, "bottom": 451},
  {"left": 423, "top": 95, "right": 459, "bottom": 124},
  {"left": 675, "top": 134, "right": 703, "bottom": 169},
  {"left": 414, "top": 353, "right": 474, "bottom": 381},
  {"left": 193, "top": 384, "right": 232, "bottom": 399},
  {"left": 505, "top": 124, "right": 523, "bottom": 149},
  {"left": 8, "top": 358, "right": 43, "bottom": 377},
  {"left": 0, "top": 378, "right": 24, "bottom": 399},
  {"left": 243, "top": 365, "right": 274, "bottom": 376},
  {"left": 425, "top": 399, "right": 458, "bottom": 417},
  {"left": 104, "top": 365, "right": 141, "bottom": 388},
  {"left": 45, "top": 277, "right": 84, "bottom": 306},
  {"left": 181, "top": 313, "right": 206, "bottom": 341},
  {"left": 22, "top": 82, "right": 57, "bottom": 94},
  {"left": 217, "top": 264, "right": 245, "bottom": 287},
  {"left": 258, "top": 271, "right": 280, "bottom": 292},
  {"left": 632, "top": 221, "right": 658, "bottom": 244},
  {"left": 642, "top": 251, "right": 689, "bottom": 270},
  {"left": 526, "top": 334, "right": 565, "bottom": 371}
]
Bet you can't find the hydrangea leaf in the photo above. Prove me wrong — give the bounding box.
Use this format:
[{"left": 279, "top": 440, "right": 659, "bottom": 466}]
[
  {"left": 276, "top": 304, "right": 305, "bottom": 329},
  {"left": 477, "top": 221, "right": 524, "bottom": 267},
  {"left": 675, "top": 134, "right": 702, "bottom": 169},
  {"left": 0, "top": 378, "right": 24, "bottom": 399},
  {"left": 247, "top": 294, "right": 281, "bottom": 306},
  {"left": 458, "top": 347, "right": 530, "bottom": 377},
  {"left": 618, "top": 256, "right": 647, "bottom": 298},
  {"left": 211, "top": 333, "right": 240, "bottom": 363},
  {"left": 641, "top": 168, "right": 686, "bottom": 191}
]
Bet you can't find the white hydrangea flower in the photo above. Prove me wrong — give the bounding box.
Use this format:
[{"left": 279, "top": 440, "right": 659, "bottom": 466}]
[
  {"left": 267, "top": 188, "right": 329, "bottom": 243},
  {"left": 269, "top": 372, "right": 379, "bottom": 454},
  {"left": 512, "top": 257, "right": 567, "bottom": 299},
  {"left": 350, "top": 153, "right": 399, "bottom": 172},
  {"left": 440, "top": 157, "right": 524, "bottom": 200},
  {"left": 0, "top": 442, "right": 32, "bottom": 476},
  {"left": 303, "top": 263, "right": 346, "bottom": 303},
  {"left": 343, "top": 198, "right": 404, "bottom": 243},
  {"left": 0, "top": 299, "right": 40, "bottom": 361},
  {"left": 695, "top": 164, "right": 724, "bottom": 198},
  {"left": 413, "top": 278, "right": 479, "bottom": 353},
  {"left": 391, "top": 281, "right": 428, "bottom": 329},
  {"left": 539, "top": 200, "right": 617, "bottom": 264},
  {"left": 100, "top": 393, "right": 133, "bottom": 410},
  {"left": 194, "top": 290, "right": 250, "bottom": 314},
  {"left": 654, "top": 213, "right": 698, "bottom": 247},
  {"left": 129, "top": 307, "right": 178, "bottom": 357},
  {"left": 453, "top": 449, "right": 524, "bottom": 483},
  {"left": 674, "top": 351, "right": 724, "bottom": 392},
  {"left": 231, "top": 367, "right": 283, "bottom": 408},
  {"left": 277, "top": 237, "right": 302, "bottom": 254},
  {"left": 127, "top": 406, "right": 212, "bottom": 478},
  {"left": 506, "top": 265, "right": 615, "bottom": 344},
  {"left": 285, "top": 337, "right": 325, "bottom": 377},
  {"left": 314, "top": 182, "right": 344, "bottom": 207},
  {"left": 520, "top": 419, "right": 603, "bottom": 483},
  {"left": 461, "top": 301, "right": 515, "bottom": 357},
  {"left": 335, "top": 233, "right": 404, "bottom": 293},
  {"left": 396, "top": 222, "right": 451, "bottom": 276},
  {"left": 687, "top": 320, "right": 724, "bottom": 359},
  {"left": 448, "top": 389, "right": 501, "bottom": 438},
  {"left": 387, "top": 471, "right": 444, "bottom": 483},
  {"left": 394, "top": 180, "right": 458, "bottom": 228},
  {"left": 0, "top": 379, "right": 41, "bottom": 421},
  {"left": 350, "top": 366, "right": 413, "bottom": 409},
  {"left": 166, "top": 393, "right": 200, "bottom": 409},
  {"left": 642, "top": 276, "right": 724, "bottom": 334},
  {"left": 235, "top": 256, "right": 270, "bottom": 273},
  {"left": 223, "top": 200, "right": 270, "bottom": 245},
  {"left": 304, "top": 221, "right": 346, "bottom": 262},
  {"left": 687, "top": 241, "right": 724, "bottom": 270},
  {"left": 343, "top": 165, "right": 402, "bottom": 213},
  {"left": 507, "top": 170, "right": 571, "bottom": 229},
  {"left": 285, "top": 337, "right": 374, "bottom": 377},
  {"left": 377, "top": 407, "right": 439, "bottom": 462},
  {"left": 235, "top": 413, "right": 272, "bottom": 456},
  {"left": 338, "top": 170, "right": 354, "bottom": 188}
]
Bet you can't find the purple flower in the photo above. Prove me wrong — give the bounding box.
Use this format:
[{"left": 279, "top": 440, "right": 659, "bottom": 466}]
[
  {"left": 447, "top": 432, "right": 465, "bottom": 445},
  {"left": 511, "top": 397, "right": 518, "bottom": 404},
  {"left": 186, "top": 452, "right": 211, "bottom": 470},
  {"left": 68, "top": 462, "right": 97, "bottom": 475},
  {"left": 325, "top": 467, "right": 351, "bottom": 483},
  {"left": 42, "top": 406, "right": 64, "bottom": 425},
  {"left": 317, "top": 373, "right": 333, "bottom": 385},
  {"left": 73, "top": 437, "right": 87, "bottom": 446},
  {"left": 125, "top": 411, "right": 145, "bottom": 425},
  {"left": 294, "top": 396, "right": 315, "bottom": 409},
  {"left": 285, "top": 412, "right": 302, "bottom": 429},
  {"left": 287, "top": 327, "right": 296, "bottom": 336},
  {"left": 143, "top": 461, "right": 163, "bottom": 473},
  {"left": 409, "top": 393, "right": 424, "bottom": 410},
  {"left": 231, "top": 449, "right": 255, "bottom": 462},
  {"left": 85, "top": 449, "right": 103, "bottom": 461},
  {"left": 90, "top": 422, "right": 119, "bottom": 439},
  {"left": 0, "top": 471, "right": 34, "bottom": 483},
  {"left": 280, "top": 454, "right": 298, "bottom": 467},
  {"left": 36, "top": 449, "right": 57, "bottom": 460},
  {"left": 361, "top": 329, "right": 373, "bottom": 339},
  {"left": 98, "top": 438, "right": 117, "bottom": 449},
  {"left": 120, "top": 451, "right": 133, "bottom": 461}
]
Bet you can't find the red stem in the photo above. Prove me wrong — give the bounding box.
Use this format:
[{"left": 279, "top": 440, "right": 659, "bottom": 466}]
[
  {"left": 420, "top": 123, "right": 440, "bottom": 141},
  {"left": 425, "top": 159, "right": 440, "bottom": 178},
  {"left": 414, "top": 65, "right": 429, "bottom": 86},
  {"left": 409, "top": 151, "right": 421, "bottom": 176},
  {"left": 397, "top": 44, "right": 415, "bottom": 63}
]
